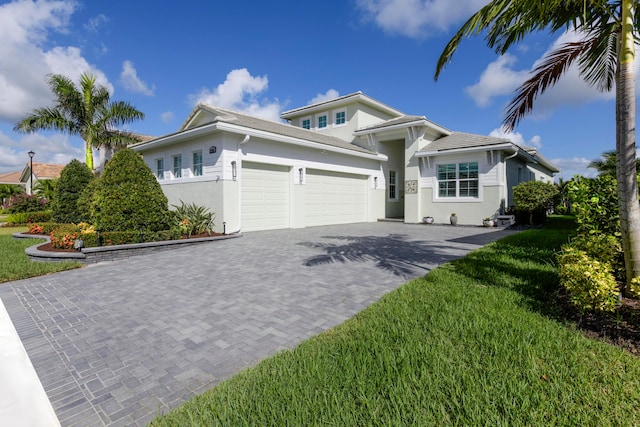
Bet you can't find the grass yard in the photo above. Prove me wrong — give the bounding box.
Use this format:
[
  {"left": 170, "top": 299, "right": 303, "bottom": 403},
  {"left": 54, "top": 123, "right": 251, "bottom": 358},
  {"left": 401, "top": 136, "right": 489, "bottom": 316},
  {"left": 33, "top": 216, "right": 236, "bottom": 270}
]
[
  {"left": 150, "top": 217, "right": 640, "bottom": 426},
  {"left": 0, "top": 226, "right": 80, "bottom": 283}
]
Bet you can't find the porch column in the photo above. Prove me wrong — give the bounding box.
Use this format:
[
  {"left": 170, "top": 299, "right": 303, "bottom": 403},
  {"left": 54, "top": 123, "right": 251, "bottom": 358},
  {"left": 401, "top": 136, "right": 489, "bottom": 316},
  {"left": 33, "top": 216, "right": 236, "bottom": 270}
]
[{"left": 404, "top": 127, "right": 422, "bottom": 223}]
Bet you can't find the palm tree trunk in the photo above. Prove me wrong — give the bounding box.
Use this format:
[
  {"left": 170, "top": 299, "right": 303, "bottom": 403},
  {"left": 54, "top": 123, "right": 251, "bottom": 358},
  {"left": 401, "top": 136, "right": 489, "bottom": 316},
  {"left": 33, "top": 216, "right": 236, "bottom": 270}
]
[
  {"left": 85, "top": 140, "right": 94, "bottom": 171},
  {"left": 617, "top": 0, "right": 640, "bottom": 294}
]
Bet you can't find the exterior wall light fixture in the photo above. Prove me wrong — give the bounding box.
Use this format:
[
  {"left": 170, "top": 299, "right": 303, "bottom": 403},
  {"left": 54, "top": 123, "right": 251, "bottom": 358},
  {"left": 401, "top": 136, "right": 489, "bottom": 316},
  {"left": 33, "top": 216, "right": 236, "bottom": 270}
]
[{"left": 231, "top": 161, "right": 237, "bottom": 181}]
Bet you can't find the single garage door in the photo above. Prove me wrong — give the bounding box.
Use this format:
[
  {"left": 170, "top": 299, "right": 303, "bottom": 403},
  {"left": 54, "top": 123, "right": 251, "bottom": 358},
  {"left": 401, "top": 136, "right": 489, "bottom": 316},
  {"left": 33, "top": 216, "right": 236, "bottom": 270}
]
[
  {"left": 305, "top": 169, "right": 368, "bottom": 226},
  {"left": 241, "top": 162, "right": 290, "bottom": 232}
]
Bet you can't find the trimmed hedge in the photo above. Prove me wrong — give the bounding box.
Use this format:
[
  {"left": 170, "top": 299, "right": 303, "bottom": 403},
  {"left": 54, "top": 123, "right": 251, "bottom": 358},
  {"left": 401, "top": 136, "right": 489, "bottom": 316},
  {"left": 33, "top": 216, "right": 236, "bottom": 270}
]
[
  {"left": 91, "top": 149, "right": 171, "bottom": 232},
  {"left": 80, "top": 229, "right": 182, "bottom": 247},
  {"left": 6, "top": 210, "right": 53, "bottom": 224},
  {"left": 52, "top": 159, "right": 94, "bottom": 223}
]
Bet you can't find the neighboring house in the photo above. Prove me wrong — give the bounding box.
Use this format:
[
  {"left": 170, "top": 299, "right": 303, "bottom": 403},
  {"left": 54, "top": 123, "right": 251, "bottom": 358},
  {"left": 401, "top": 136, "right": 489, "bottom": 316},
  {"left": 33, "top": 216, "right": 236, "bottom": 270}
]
[
  {"left": 0, "top": 171, "right": 24, "bottom": 187},
  {"left": 19, "top": 162, "right": 65, "bottom": 195},
  {"left": 131, "top": 92, "right": 559, "bottom": 233}
]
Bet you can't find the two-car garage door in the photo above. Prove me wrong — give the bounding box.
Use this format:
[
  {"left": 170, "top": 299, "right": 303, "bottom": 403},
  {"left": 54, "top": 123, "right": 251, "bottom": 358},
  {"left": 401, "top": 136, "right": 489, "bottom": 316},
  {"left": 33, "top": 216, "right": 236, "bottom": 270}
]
[{"left": 241, "top": 162, "right": 368, "bottom": 232}]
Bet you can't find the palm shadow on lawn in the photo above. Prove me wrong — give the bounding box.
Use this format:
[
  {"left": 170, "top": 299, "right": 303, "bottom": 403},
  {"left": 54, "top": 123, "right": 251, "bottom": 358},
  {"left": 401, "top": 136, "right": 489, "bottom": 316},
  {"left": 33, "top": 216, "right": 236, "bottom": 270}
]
[{"left": 299, "top": 234, "right": 465, "bottom": 279}]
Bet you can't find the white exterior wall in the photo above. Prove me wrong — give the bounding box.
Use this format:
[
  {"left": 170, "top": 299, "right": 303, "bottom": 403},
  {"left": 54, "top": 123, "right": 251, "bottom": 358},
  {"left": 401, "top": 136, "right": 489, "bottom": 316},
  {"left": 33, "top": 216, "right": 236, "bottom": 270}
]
[{"left": 419, "top": 152, "right": 503, "bottom": 225}]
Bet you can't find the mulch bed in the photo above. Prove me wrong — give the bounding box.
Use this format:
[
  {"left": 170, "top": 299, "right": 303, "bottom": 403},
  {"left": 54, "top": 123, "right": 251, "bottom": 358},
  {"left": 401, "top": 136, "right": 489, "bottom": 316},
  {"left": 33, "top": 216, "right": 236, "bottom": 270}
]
[{"left": 555, "top": 288, "right": 640, "bottom": 356}]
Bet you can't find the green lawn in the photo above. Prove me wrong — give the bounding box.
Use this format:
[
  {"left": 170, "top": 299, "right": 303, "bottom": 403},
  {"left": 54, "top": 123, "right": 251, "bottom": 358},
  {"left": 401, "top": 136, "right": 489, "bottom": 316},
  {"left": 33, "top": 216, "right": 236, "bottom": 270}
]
[
  {"left": 150, "top": 216, "right": 640, "bottom": 426},
  {"left": 0, "top": 226, "right": 80, "bottom": 283}
]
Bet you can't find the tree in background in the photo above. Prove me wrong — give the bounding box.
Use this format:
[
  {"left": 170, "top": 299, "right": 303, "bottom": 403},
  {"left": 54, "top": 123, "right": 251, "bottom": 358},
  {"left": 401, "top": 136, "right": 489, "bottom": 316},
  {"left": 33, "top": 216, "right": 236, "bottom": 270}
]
[
  {"left": 435, "top": 0, "right": 640, "bottom": 290},
  {"left": 33, "top": 178, "right": 57, "bottom": 202},
  {"left": 513, "top": 181, "right": 558, "bottom": 225},
  {"left": 0, "top": 184, "right": 24, "bottom": 207},
  {"left": 14, "top": 73, "right": 144, "bottom": 171},
  {"left": 588, "top": 149, "right": 640, "bottom": 177}
]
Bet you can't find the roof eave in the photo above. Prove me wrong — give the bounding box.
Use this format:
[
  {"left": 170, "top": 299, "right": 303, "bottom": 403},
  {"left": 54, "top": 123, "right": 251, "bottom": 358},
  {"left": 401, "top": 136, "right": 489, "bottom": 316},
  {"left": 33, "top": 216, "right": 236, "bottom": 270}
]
[
  {"left": 415, "top": 143, "right": 515, "bottom": 157},
  {"left": 354, "top": 118, "right": 451, "bottom": 136},
  {"left": 281, "top": 92, "right": 404, "bottom": 119}
]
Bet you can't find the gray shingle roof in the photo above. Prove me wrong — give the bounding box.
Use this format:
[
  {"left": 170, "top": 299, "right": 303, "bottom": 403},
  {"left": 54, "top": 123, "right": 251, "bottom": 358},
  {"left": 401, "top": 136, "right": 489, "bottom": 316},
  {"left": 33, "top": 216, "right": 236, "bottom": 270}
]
[
  {"left": 194, "top": 104, "right": 376, "bottom": 155},
  {"left": 356, "top": 115, "right": 428, "bottom": 132},
  {"left": 424, "top": 132, "right": 511, "bottom": 152}
]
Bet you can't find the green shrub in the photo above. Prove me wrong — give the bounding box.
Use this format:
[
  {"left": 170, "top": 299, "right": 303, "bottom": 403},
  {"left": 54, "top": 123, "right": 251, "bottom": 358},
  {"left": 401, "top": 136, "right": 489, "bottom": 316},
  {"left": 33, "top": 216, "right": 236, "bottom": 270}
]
[
  {"left": 81, "top": 228, "right": 182, "bottom": 247},
  {"left": 6, "top": 210, "right": 52, "bottom": 224},
  {"left": 558, "top": 246, "right": 619, "bottom": 313},
  {"left": 569, "top": 233, "right": 625, "bottom": 281},
  {"left": 50, "top": 224, "right": 81, "bottom": 249},
  {"left": 76, "top": 179, "right": 99, "bottom": 223},
  {"left": 52, "top": 159, "right": 94, "bottom": 223},
  {"left": 172, "top": 200, "right": 216, "bottom": 237},
  {"left": 91, "top": 149, "right": 171, "bottom": 232},
  {"left": 568, "top": 175, "right": 619, "bottom": 236},
  {"left": 513, "top": 181, "right": 558, "bottom": 225},
  {"left": 3, "top": 193, "right": 48, "bottom": 213}
]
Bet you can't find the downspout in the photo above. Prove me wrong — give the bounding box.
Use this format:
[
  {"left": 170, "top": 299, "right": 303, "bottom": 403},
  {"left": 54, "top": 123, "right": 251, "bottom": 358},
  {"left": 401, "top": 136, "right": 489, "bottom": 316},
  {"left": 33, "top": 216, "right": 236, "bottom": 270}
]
[
  {"left": 226, "top": 135, "right": 251, "bottom": 234},
  {"left": 503, "top": 147, "right": 519, "bottom": 210}
]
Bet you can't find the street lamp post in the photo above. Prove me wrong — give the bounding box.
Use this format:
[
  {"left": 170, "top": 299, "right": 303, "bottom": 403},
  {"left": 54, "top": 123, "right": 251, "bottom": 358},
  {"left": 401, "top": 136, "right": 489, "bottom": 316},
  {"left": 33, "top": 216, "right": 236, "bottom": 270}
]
[{"left": 27, "top": 150, "right": 35, "bottom": 195}]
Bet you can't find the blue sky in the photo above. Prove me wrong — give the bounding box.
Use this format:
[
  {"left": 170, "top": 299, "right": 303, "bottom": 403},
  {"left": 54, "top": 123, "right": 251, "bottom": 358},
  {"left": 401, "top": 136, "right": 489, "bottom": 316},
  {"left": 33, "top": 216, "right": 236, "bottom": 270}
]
[{"left": 0, "top": 0, "right": 628, "bottom": 179}]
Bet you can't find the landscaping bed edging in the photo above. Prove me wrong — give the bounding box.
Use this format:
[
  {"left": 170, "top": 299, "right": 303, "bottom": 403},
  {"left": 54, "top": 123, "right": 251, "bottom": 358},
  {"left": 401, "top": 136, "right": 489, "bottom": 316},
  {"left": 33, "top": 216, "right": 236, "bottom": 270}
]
[{"left": 14, "top": 232, "right": 242, "bottom": 264}]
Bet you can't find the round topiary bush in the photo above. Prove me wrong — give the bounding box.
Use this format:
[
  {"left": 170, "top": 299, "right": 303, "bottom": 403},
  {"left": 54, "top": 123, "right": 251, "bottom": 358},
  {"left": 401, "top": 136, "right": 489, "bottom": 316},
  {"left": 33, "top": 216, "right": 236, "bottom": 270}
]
[
  {"left": 51, "top": 159, "right": 94, "bottom": 223},
  {"left": 91, "top": 149, "right": 171, "bottom": 232}
]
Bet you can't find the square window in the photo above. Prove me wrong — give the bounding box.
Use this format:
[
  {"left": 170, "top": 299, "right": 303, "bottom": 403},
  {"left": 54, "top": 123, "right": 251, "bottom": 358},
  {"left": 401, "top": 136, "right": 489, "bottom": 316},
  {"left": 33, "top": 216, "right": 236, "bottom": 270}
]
[
  {"left": 318, "top": 115, "right": 327, "bottom": 128},
  {"left": 302, "top": 118, "right": 311, "bottom": 129},
  {"left": 192, "top": 151, "right": 203, "bottom": 176},
  {"left": 437, "top": 162, "right": 478, "bottom": 198},
  {"left": 173, "top": 155, "right": 182, "bottom": 178},
  {"left": 335, "top": 111, "right": 345, "bottom": 125}
]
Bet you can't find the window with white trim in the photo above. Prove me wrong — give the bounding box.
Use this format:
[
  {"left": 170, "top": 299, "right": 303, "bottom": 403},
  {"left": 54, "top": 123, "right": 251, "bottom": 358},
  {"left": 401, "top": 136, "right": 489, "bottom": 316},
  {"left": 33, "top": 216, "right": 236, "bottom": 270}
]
[
  {"left": 437, "top": 162, "right": 478, "bottom": 198},
  {"left": 317, "top": 114, "right": 327, "bottom": 129},
  {"left": 388, "top": 170, "right": 398, "bottom": 200},
  {"left": 302, "top": 117, "right": 311, "bottom": 129},
  {"left": 192, "top": 151, "right": 203, "bottom": 176},
  {"left": 156, "top": 158, "right": 164, "bottom": 180},
  {"left": 335, "top": 110, "right": 346, "bottom": 126},
  {"left": 173, "top": 155, "right": 182, "bottom": 178}
]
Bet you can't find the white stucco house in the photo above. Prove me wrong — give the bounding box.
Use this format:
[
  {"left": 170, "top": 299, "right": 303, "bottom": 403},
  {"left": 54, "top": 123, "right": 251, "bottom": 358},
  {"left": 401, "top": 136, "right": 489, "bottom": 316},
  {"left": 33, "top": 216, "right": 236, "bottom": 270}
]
[{"left": 131, "top": 92, "right": 559, "bottom": 233}]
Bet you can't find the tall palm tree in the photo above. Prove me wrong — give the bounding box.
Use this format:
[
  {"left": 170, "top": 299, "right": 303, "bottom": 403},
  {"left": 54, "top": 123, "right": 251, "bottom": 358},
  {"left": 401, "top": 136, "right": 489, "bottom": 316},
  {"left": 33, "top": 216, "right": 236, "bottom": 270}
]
[
  {"left": 14, "top": 73, "right": 144, "bottom": 171},
  {"left": 435, "top": 0, "right": 640, "bottom": 290},
  {"left": 588, "top": 149, "right": 640, "bottom": 176}
]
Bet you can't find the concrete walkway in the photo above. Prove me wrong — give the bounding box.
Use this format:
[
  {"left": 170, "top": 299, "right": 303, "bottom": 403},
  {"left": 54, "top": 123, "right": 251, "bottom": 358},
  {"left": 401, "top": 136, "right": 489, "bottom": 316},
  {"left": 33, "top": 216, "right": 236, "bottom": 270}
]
[{"left": 0, "top": 222, "right": 517, "bottom": 426}]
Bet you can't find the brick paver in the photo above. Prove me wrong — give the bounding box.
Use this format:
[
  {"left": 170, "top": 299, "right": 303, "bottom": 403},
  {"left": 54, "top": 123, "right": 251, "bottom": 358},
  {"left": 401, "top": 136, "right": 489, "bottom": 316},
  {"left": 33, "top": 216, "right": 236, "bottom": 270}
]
[{"left": 0, "top": 222, "right": 517, "bottom": 426}]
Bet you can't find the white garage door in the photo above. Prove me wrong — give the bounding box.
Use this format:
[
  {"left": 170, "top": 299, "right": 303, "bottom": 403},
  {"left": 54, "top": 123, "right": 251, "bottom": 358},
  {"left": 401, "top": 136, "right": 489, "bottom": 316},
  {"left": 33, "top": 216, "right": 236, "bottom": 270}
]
[
  {"left": 241, "top": 162, "right": 290, "bottom": 232},
  {"left": 305, "top": 169, "right": 368, "bottom": 226}
]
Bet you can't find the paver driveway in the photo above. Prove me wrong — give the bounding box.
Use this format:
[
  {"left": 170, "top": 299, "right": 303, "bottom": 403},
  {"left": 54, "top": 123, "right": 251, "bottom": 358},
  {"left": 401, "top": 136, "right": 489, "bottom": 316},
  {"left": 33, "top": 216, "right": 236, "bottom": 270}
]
[{"left": 0, "top": 222, "right": 518, "bottom": 426}]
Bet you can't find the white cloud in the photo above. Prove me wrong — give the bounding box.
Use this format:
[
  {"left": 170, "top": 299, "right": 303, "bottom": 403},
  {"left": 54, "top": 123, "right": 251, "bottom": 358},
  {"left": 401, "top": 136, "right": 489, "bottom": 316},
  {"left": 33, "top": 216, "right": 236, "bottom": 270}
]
[
  {"left": 356, "top": 0, "right": 490, "bottom": 38},
  {"left": 189, "top": 68, "right": 282, "bottom": 121},
  {"left": 120, "top": 60, "right": 155, "bottom": 96},
  {"left": 0, "top": 0, "right": 112, "bottom": 122},
  {"left": 466, "top": 54, "right": 529, "bottom": 107},
  {"left": 161, "top": 111, "right": 174, "bottom": 123},
  {"left": 489, "top": 128, "right": 542, "bottom": 149},
  {"left": 552, "top": 157, "right": 597, "bottom": 181},
  {"left": 464, "top": 30, "right": 635, "bottom": 119},
  {"left": 0, "top": 130, "right": 82, "bottom": 173},
  {"left": 308, "top": 89, "right": 340, "bottom": 105},
  {"left": 84, "top": 14, "right": 108, "bottom": 33}
]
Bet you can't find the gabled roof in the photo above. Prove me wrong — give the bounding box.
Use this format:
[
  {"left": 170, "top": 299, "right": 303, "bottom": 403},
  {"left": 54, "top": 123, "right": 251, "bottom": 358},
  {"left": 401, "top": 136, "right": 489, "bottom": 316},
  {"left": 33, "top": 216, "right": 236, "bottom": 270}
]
[
  {"left": 417, "top": 132, "right": 560, "bottom": 173},
  {"left": 280, "top": 91, "right": 405, "bottom": 120},
  {"left": 354, "top": 115, "right": 451, "bottom": 136},
  {"left": 19, "top": 162, "right": 66, "bottom": 183},
  {"left": 0, "top": 171, "right": 22, "bottom": 184},
  {"left": 135, "top": 104, "right": 379, "bottom": 158}
]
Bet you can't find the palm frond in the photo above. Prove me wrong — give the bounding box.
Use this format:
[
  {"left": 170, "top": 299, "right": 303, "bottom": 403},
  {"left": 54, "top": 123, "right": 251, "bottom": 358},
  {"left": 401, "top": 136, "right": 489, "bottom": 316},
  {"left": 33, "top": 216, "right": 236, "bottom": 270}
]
[{"left": 502, "top": 37, "right": 597, "bottom": 131}]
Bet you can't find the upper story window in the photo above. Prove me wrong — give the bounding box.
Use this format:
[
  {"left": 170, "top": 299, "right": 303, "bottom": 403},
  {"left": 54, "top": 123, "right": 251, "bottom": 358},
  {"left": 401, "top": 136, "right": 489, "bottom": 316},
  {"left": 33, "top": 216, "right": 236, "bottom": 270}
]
[
  {"left": 302, "top": 117, "right": 311, "bottom": 130},
  {"left": 388, "top": 170, "right": 398, "bottom": 200},
  {"left": 173, "top": 155, "right": 182, "bottom": 178},
  {"left": 317, "top": 114, "right": 327, "bottom": 129},
  {"left": 192, "top": 151, "right": 203, "bottom": 176},
  {"left": 156, "top": 158, "right": 164, "bottom": 180},
  {"left": 437, "top": 162, "right": 478, "bottom": 198},
  {"left": 335, "top": 110, "right": 346, "bottom": 126}
]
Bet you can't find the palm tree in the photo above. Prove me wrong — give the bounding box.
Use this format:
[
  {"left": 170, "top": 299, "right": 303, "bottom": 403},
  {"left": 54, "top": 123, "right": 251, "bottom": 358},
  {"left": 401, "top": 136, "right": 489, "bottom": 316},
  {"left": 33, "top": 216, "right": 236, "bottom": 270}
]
[
  {"left": 33, "top": 178, "right": 57, "bottom": 202},
  {"left": 588, "top": 149, "right": 640, "bottom": 176},
  {"left": 435, "top": 0, "right": 640, "bottom": 290},
  {"left": 14, "top": 73, "right": 144, "bottom": 171}
]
